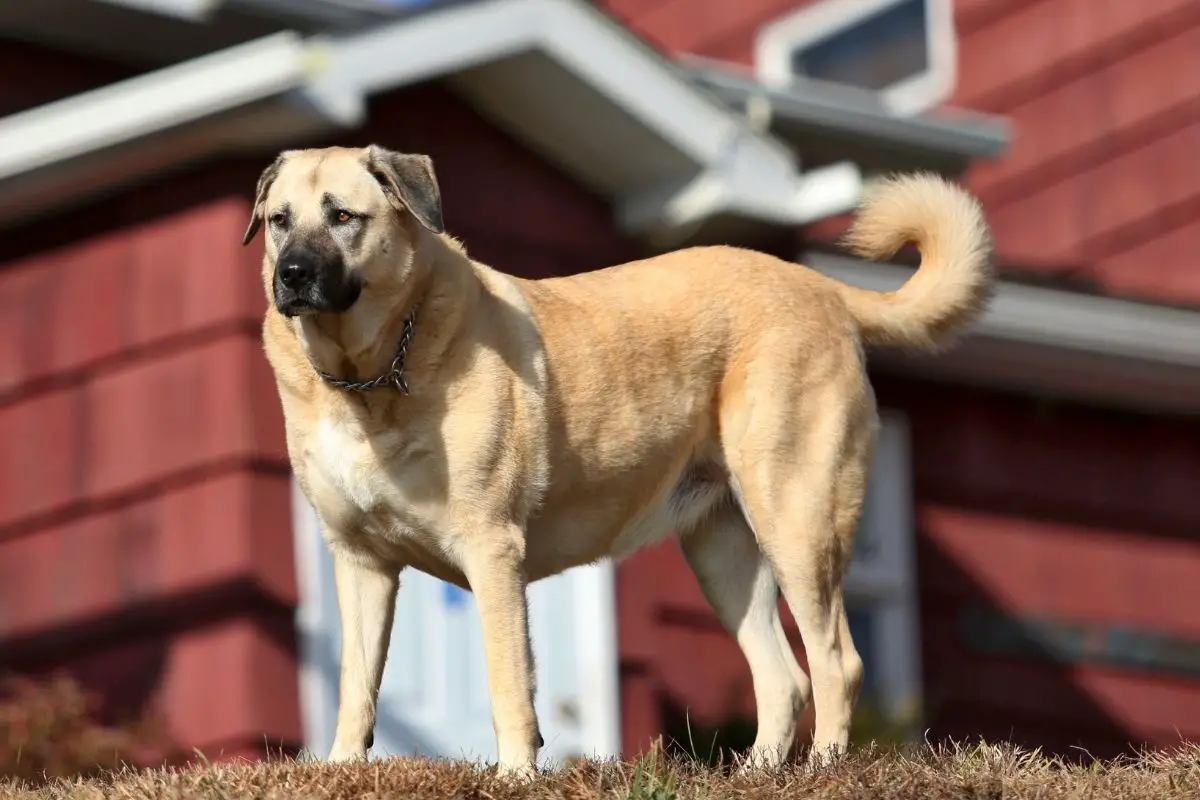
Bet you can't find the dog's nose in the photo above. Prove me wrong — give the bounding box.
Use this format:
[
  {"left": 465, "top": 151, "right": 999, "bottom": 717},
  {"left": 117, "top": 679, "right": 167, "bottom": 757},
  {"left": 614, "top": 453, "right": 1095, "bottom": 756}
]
[{"left": 278, "top": 260, "right": 312, "bottom": 290}]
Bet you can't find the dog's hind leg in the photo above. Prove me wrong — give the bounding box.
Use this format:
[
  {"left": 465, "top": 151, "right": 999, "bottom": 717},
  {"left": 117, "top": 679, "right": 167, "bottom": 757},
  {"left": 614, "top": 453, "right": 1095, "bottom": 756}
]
[
  {"left": 680, "top": 503, "right": 811, "bottom": 767},
  {"left": 723, "top": 371, "right": 872, "bottom": 766}
]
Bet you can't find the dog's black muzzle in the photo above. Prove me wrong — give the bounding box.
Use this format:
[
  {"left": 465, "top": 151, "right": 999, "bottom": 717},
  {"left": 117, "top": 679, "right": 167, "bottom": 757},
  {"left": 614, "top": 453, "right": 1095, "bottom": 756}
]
[{"left": 273, "top": 244, "right": 361, "bottom": 317}]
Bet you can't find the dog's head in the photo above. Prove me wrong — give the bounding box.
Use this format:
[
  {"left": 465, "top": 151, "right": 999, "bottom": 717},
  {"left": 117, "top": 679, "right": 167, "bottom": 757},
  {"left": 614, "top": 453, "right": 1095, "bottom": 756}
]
[{"left": 241, "top": 145, "right": 444, "bottom": 318}]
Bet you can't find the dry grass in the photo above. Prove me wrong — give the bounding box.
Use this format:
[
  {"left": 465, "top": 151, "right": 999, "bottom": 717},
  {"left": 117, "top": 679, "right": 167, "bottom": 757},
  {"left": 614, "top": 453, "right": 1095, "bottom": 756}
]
[{"left": 3, "top": 739, "right": 1199, "bottom": 800}]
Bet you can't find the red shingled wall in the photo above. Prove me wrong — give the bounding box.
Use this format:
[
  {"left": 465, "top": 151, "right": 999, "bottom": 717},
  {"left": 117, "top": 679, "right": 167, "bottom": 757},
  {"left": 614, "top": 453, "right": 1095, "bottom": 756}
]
[
  {"left": 952, "top": 0, "right": 1200, "bottom": 303},
  {"left": 879, "top": 375, "right": 1200, "bottom": 755},
  {"left": 0, "top": 193, "right": 300, "bottom": 761}
]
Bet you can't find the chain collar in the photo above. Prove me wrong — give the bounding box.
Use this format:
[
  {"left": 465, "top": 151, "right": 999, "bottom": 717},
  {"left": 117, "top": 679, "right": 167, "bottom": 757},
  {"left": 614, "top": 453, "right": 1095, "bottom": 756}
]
[{"left": 317, "top": 306, "right": 418, "bottom": 396}]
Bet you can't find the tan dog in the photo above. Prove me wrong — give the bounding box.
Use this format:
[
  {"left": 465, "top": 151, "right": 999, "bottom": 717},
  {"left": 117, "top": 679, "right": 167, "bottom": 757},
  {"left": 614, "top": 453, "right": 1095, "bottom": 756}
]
[{"left": 244, "top": 145, "right": 993, "bottom": 776}]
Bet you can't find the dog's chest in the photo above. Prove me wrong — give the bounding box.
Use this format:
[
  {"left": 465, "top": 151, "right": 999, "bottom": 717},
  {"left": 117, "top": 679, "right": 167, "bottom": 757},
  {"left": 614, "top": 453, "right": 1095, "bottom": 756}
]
[{"left": 304, "top": 416, "right": 408, "bottom": 528}]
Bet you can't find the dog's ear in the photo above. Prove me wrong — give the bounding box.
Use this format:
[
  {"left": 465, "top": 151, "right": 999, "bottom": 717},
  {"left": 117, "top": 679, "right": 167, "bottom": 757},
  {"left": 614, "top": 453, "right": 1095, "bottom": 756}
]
[
  {"left": 365, "top": 146, "right": 445, "bottom": 234},
  {"left": 242, "top": 154, "right": 285, "bottom": 246}
]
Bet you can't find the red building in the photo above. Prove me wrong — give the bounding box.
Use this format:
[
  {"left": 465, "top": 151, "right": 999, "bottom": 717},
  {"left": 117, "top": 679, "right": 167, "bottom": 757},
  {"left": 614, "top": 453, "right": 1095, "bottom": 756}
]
[{"left": 1, "top": 0, "right": 1198, "bottom": 765}]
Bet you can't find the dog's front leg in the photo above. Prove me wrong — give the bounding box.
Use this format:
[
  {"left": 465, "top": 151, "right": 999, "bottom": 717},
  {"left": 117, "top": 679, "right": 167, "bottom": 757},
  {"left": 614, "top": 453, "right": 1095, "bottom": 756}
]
[
  {"left": 462, "top": 535, "right": 541, "bottom": 778},
  {"left": 327, "top": 549, "right": 399, "bottom": 763}
]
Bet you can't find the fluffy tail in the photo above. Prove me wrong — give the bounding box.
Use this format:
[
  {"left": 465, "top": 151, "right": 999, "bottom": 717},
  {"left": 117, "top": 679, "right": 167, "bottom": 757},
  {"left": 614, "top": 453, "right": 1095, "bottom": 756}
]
[{"left": 836, "top": 172, "right": 994, "bottom": 351}]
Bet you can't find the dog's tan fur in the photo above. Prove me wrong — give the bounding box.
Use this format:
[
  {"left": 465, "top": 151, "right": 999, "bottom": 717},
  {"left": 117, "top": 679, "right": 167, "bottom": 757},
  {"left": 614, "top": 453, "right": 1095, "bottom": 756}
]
[{"left": 247, "top": 145, "right": 993, "bottom": 776}]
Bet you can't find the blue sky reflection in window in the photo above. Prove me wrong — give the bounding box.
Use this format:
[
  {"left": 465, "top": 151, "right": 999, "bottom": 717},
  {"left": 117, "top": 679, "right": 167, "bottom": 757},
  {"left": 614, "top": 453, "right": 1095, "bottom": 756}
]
[{"left": 791, "top": 0, "right": 929, "bottom": 92}]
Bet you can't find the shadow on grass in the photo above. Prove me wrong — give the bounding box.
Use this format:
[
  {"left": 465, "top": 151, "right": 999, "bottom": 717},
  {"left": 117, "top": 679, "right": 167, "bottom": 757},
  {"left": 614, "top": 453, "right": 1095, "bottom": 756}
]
[{"left": 659, "top": 696, "right": 915, "bottom": 769}]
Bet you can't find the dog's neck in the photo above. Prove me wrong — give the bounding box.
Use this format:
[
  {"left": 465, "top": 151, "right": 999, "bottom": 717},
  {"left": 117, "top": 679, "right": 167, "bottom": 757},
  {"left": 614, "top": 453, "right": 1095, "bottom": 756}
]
[{"left": 293, "top": 234, "right": 477, "bottom": 394}]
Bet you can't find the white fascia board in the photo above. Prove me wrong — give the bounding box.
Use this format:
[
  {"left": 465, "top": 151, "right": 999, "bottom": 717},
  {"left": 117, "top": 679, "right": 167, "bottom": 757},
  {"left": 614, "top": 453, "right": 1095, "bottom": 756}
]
[
  {"left": 808, "top": 251, "right": 1200, "bottom": 412},
  {"left": 0, "top": 32, "right": 318, "bottom": 182},
  {"left": 96, "top": 0, "right": 388, "bottom": 25},
  {"left": 810, "top": 252, "right": 1200, "bottom": 369},
  {"left": 317, "top": 0, "right": 541, "bottom": 100},
  {"left": 97, "top": 0, "right": 221, "bottom": 20}
]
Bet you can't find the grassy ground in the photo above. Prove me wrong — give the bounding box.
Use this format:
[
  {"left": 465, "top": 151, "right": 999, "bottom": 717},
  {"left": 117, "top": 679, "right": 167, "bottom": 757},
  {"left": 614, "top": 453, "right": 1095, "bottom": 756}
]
[{"left": 3, "top": 740, "right": 1199, "bottom": 800}]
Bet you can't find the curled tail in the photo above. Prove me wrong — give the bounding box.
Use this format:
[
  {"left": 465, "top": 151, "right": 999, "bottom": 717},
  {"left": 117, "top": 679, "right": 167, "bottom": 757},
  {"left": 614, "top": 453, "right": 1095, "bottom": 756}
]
[{"left": 836, "top": 172, "right": 995, "bottom": 351}]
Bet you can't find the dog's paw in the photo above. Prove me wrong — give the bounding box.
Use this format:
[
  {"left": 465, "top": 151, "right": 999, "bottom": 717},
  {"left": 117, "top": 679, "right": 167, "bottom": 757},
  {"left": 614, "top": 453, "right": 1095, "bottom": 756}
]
[
  {"left": 494, "top": 760, "right": 539, "bottom": 783},
  {"left": 804, "top": 743, "right": 848, "bottom": 771},
  {"left": 734, "top": 746, "right": 788, "bottom": 776},
  {"left": 326, "top": 746, "right": 369, "bottom": 764}
]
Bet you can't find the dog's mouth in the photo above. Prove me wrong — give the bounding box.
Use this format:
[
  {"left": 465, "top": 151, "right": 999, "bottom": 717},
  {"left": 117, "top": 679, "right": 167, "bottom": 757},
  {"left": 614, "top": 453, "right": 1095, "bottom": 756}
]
[
  {"left": 275, "top": 279, "right": 362, "bottom": 318},
  {"left": 277, "top": 297, "right": 320, "bottom": 318}
]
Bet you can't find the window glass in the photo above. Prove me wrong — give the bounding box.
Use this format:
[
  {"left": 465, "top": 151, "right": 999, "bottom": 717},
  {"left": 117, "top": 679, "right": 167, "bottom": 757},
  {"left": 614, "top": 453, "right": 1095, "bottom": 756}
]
[{"left": 790, "top": 0, "right": 929, "bottom": 91}]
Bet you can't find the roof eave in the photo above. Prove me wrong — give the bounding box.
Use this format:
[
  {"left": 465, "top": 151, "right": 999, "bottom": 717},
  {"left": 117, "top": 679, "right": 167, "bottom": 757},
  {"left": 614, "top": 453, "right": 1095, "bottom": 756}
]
[
  {"left": 316, "top": 0, "right": 864, "bottom": 241},
  {"left": 682, "top": 57, "right": 1011, "bottom": 174},
  {"left": 806, "top": 251, "right": 1200, "bottom": 415},
  {"left": 0, "top": 0, "right": 863, "bottom": 240},
  {"left": 0, "top": 32, "right": 356, "bottom": 228}
]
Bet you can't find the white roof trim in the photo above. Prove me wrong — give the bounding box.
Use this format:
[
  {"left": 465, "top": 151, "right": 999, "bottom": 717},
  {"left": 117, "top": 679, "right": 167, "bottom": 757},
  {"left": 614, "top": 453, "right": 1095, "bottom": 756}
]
[
  {"left": 99, "top": 0, "right": 219, "bottom": 20},
  {"left": 811, "top": 252, "right": 1200, "bottom": 368},
  {"left": 621, "top": 160, "right": 862, "bottom": 237},
  {"left": 0, "top": 32, "right": 313, "bottom": 182},
  {"left": 318, "top": 0, "right": 785, "bottom": 171},
  {"left": 681, "top": 54, "right": 1009, "bottom": 165},
  {"left": 0, "top": 0, "right": 861, "bottom": 235},
  {"left": 305, "top": 0, "right": 865, "bottom": 235},
  {"left": 808, "top": 251, "right": 1200, "bottom": 413}
]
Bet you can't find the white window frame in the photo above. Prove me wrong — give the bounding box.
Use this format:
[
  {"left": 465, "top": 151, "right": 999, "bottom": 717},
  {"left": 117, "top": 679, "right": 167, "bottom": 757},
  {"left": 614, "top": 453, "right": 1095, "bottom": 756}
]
[
  {"left": 842, "top": 409, "right": 923, "bottom": 731},
  {"left": 754, "top": 0, "right": 957, "bottom": 117}
]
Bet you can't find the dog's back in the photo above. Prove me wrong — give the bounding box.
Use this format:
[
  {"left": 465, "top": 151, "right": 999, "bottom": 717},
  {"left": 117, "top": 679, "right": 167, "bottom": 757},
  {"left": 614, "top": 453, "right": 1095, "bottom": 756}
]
[{"left": 511, "top": 171, "right": 992, "bottom": 567}]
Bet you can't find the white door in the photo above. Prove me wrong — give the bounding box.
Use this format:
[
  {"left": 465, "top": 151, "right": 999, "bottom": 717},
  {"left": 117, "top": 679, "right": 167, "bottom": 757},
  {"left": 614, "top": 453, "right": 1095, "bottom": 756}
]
[{"left": 291, "top": 484, "right": 623, "bottom": 767}]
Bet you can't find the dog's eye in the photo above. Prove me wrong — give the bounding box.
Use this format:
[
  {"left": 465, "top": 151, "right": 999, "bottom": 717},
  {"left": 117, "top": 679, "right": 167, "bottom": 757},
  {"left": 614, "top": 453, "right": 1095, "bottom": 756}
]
[
  {"left": 335, "top": 210, "right": 353, "bottom": 224},
  {"left": 269, "top": 212, "right": 289, "bottom": 228}
]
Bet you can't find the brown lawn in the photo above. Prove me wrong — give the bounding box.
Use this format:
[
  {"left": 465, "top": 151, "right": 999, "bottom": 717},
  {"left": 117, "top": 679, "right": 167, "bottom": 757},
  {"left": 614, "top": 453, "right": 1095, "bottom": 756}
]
[{"left": 4, "top": 740, "right": 1199, "bottom": 800}]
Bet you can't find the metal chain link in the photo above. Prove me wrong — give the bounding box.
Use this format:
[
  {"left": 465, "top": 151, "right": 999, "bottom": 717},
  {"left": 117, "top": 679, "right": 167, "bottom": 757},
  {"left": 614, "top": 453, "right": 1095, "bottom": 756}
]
[{"left": 318, "top": 306, "right": 418, "bottom": 396}]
